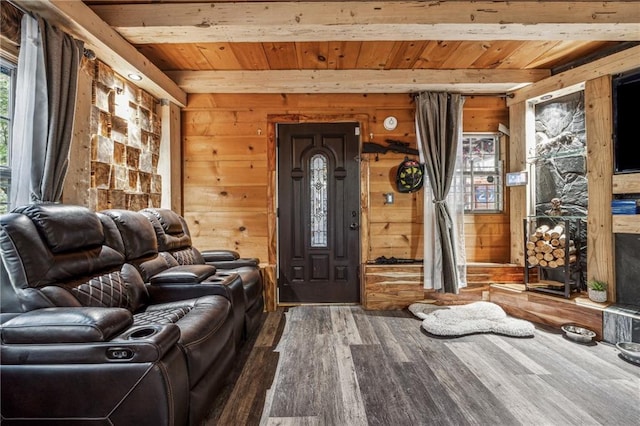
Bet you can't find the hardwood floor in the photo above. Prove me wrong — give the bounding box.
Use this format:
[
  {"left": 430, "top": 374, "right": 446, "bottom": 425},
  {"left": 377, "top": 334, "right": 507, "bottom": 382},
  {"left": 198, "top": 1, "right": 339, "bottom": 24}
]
[{"left": 204, "top": 306, "right": 640, "bottom": 426}]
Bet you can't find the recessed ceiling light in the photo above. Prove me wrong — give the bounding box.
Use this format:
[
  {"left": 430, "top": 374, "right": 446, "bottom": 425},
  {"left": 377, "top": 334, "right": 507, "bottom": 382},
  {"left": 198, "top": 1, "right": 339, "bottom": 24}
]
[{"left": 128, "top": 73, "right": 143, "bottom": 81}]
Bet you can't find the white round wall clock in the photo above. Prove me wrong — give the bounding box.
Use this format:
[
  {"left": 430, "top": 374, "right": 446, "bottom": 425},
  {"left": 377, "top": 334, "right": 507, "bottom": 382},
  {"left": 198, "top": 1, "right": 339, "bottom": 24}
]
[{"left": 383, "top": 116, "right": 398, "bottom": 131}]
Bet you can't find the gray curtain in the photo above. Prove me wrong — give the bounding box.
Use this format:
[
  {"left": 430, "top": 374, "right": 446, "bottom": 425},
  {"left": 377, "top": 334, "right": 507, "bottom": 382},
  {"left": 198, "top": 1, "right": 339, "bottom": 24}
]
[
  {"left": 11, "top": 15, "right": 83, "bottom": 208},
  {"left": 35, "top": 18, "right": 84, "bottom": 202},
  {"left": 415, "top": 92, "right": 465, "bottom": 293}
]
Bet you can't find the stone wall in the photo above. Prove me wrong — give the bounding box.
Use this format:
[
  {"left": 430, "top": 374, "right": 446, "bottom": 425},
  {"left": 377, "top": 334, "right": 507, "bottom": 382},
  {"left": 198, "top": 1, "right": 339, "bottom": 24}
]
[
  {"left": 88, "top": 60, "right": 162, "bottom": 211},
  {"left": 533, "top": 91, "right": 587, "bottom": 218}
]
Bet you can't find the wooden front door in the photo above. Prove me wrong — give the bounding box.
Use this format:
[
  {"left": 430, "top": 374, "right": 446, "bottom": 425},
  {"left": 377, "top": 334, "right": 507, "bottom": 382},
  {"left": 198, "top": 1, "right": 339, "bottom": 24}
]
[{"left": 277, "top": 122, "right": 361, "bottom": 303}]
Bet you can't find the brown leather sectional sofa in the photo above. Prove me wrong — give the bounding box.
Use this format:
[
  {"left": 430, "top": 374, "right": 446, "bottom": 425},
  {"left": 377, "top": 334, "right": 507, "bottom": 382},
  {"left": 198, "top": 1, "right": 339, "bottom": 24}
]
[{"left": 0, "top": 203, "right": 264, "bottom": 425}]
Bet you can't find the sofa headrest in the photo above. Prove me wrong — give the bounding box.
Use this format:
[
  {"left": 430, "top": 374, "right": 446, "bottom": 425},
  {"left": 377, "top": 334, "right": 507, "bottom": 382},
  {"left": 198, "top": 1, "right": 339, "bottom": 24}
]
[
  {"left": 13, "top": 203, "right": 103, "bottom": 254},
  {"left": 0, "top": 204, "right": 125, "bottom": 294},
  {"left": 99, "top": 209, "right": 158, "bottom": 261},
  {"left": 139, "top": 208, "right": 191, "bottom": 252},
  {"left": 141, "top": 208, "right": 183, "bottom": 235}
]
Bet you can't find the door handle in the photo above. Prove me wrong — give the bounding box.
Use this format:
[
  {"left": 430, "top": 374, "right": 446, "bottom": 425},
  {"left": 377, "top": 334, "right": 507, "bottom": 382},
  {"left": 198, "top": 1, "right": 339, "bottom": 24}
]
[{"left": 349, "top": 223, "right": 359, "bottom": 230}]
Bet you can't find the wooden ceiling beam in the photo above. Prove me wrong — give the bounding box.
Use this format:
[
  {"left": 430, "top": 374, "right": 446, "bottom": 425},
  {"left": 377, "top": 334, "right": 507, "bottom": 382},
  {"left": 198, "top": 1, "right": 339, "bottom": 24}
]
[
  {"left": 508, "top": 44, "right": 640, "bottom": 105},
  {"left": 14, "top": 0, "right": 187, "bottom": 106},
  {"left": 166, "top": 68, "right": 550, "bottom": 93},
  {"left": 90, "top": 1, "right": 640, "bottom": 43}
]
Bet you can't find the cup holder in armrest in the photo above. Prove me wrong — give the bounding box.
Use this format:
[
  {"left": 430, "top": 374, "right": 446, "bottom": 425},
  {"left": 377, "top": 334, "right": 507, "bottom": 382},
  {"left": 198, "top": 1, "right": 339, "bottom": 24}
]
[
  {"left": 127, "top": 326, "right": 158, "bottom": 339},
  {"left": 202, "top": 272, "right": 240, "bottom": 286}
]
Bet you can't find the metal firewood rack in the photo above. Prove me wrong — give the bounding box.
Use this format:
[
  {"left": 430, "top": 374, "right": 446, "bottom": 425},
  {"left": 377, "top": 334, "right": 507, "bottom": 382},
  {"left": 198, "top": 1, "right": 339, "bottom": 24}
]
[{"left": 523, "top": 216, "right": 585, "bottom": 298}]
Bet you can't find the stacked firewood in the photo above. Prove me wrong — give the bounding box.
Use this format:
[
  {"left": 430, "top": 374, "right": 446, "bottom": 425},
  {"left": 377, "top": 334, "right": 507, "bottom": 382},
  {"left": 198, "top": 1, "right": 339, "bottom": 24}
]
[{"left": 526, "top": 223, "right": 576, "bottom": 268}]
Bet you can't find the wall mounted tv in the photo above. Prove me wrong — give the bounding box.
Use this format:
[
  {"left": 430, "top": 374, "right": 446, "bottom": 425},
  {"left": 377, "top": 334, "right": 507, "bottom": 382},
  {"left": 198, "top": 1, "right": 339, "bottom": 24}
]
[{"left": 613, "top": 67, "right": 640, "bottom": 174}]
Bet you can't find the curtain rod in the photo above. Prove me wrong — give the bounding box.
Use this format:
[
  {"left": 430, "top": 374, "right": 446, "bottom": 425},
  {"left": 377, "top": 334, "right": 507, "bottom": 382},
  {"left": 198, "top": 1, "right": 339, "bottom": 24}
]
[
  {"left": 462, "top": 93, "right": 514, "bottom": 98},
  {"left": 7, "top": 1, "right": 32, "bottom": 18},
  {"left": 411, "top": 92, "right": 514, "bottom": 99},
  {"left": 6, "top": 1, "right": 96, "bottom": 60}
]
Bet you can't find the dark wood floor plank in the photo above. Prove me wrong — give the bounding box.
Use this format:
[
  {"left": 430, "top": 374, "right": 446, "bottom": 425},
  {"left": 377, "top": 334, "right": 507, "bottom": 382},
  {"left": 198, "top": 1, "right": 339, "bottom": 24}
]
[
  {"left": 351, "top": 307, "right": 382, "bottom": 345},
  {"left": 329, "top": 305, "right": 363, "bottom": 345},
  {"left": 351, "top": 344, "right": 419, "bottom": 425},
  {"left": 314, "top": 333, "right": 349, "bottom": 424},
  {"left": 269, "top": 314, "right": 331, "bottom": 417},
  {"left": 212, "top": 347, "right": 280, "bottom": 426},
  {"left": 329, "top": 334, "right": 368, "bottom": 425},
  {"left": 363, "top": 313, "right": 411, "bottom": 362},
  {"left": 255, "top": 308, "right": 286, "bottom": 347},
  {"left": 391, "top": 360, "right": 471, "bottom": 425},
  {"left": 203, "top": 311, "right": 278, "bottom": 425}
]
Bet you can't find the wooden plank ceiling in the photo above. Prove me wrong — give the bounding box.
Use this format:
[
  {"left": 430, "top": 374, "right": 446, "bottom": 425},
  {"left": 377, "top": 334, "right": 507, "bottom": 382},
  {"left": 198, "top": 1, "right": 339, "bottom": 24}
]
[{"left": 77, "top": 1, "right": 639, "bottom": 95}]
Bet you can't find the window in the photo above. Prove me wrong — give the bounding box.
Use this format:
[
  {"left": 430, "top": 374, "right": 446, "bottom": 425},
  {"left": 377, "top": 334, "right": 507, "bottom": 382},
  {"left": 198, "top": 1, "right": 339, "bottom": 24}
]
[
  {"left": 309, "top": 153, "right": 328, "bottom": 247},
  {"left": 0, "top": 59, "right": 16, "bottom": 213},
  {"left": 462, "top": 133, "right": 502, "bottom": 213}
]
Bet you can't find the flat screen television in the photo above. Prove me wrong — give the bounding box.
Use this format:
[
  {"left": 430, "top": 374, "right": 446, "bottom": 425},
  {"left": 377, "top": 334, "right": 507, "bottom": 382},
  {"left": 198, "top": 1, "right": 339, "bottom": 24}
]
[{"left": 613, "top": 68, "right": 640, "bottom": 174}]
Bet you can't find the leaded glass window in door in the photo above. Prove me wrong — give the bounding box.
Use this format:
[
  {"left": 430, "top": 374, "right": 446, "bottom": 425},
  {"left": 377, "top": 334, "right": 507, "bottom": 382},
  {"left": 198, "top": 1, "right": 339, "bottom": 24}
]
[{"left": 310, "top": 153, "right": 328, "bottom": 247}]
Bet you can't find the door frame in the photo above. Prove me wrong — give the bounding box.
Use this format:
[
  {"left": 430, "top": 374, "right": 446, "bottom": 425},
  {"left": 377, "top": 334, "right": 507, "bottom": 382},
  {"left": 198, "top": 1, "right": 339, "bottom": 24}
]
[{"left": 265, "top": 114, "right": 371, "bottom": 308}]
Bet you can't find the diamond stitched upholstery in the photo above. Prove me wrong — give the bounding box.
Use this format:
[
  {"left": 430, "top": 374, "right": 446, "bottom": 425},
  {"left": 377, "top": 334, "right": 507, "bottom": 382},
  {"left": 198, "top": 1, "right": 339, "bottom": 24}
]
[
  {"left": 172, "top": 248, "right": 199, "bottom": 265},
  {"left": 66, "top": 271, "right": 132, "bottom": 309},
  {"left": 134, "top": 306, "right": 192, "bottom": 326}
]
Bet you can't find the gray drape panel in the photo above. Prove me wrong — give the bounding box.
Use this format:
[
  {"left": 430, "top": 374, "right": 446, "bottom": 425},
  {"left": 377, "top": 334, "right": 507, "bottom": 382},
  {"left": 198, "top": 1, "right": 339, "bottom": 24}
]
[
  {"left": 33, "top": 18, "right": 83, "bottom": 202},
  {"left": 415, "top": 92, "right": 464, "bottom": 293}
]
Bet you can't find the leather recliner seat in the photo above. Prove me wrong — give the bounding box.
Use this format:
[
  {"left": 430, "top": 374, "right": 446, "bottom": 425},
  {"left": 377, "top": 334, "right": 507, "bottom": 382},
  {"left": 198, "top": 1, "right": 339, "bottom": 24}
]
[
  {"left": 0, "top": 203, "right": 236, "bottom": 425},
  {"left": 139, "top": 208, "right": 265, "bottom": 338},
  {"left": 99, "top": 208, "right": 247, "bottom": 347}
]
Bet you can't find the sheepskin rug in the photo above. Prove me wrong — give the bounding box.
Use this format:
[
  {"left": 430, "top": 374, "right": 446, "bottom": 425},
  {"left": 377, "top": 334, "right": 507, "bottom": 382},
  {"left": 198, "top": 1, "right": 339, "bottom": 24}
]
[{"left": 408, "top": 301, "right": 535, "bottom": 338}]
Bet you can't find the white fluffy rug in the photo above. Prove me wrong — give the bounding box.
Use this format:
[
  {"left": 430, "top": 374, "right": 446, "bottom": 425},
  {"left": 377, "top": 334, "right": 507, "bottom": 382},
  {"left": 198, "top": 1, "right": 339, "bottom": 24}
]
[{"left": 408, "top": 301, "right": 535, "bottom": 338}]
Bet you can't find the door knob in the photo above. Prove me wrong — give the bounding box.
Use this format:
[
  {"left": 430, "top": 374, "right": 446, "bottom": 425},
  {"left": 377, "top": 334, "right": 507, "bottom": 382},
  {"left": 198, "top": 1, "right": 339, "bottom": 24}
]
[{"left": 349, "top": 223, "right": 359, "bottom": 230}]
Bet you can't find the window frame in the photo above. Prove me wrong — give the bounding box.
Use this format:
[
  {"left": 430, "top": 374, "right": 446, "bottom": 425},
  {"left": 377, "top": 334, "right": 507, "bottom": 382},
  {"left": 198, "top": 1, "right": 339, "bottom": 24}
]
[
  {"left": 461, "top": 132, "right": 503, "bottom": 214},
  {"left": 0, "top": 58, "right": 17, "bottom": 214}
]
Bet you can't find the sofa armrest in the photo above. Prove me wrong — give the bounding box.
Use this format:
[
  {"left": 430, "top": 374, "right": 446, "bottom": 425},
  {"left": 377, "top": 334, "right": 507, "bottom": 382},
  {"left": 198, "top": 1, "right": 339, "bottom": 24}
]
[
  {"left": 1, "top": 307, "right": 132, "bottom": 344},
  {"left": 147, "top": 272, "right": 243, "bottom": 305},
  {"left": 206, "top": 258, "right": 260, "bottom": 269},
  {"left": 200, "top": 249, "right": 239, "bottom": 262},
  {"left": 0, "top": 308, "right": 181, "bottom": 364},
  {"left": 148, "top": 264, "right": 217, "bottom": 285}
]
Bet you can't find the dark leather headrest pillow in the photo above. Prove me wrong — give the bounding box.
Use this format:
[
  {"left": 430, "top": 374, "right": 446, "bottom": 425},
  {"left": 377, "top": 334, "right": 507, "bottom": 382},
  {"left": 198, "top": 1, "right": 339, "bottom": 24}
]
[
  {"left": 13, "top": 204, "right": 103, "bottom": 254},
  {"left": 100, "top": 209, "right": 158, "bottom": 260},
  {"left": 97, "top": 212, "right": 125, "bottom": 255},
  {"left": 141, "top": 208, "right": 183, "bottom": 235}
]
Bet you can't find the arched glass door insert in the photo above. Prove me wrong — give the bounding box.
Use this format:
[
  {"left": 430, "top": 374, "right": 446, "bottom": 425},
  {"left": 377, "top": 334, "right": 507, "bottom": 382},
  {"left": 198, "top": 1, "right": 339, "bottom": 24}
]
[{"left": 310, "top": 153, "right": 328, "bottom": 248}]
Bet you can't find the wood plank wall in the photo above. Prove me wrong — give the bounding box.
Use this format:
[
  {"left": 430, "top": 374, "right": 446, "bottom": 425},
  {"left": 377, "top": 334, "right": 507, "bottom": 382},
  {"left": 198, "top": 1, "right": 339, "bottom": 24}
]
[{"left": 182, "top": 94, "right": 510, "bottom": 265}]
